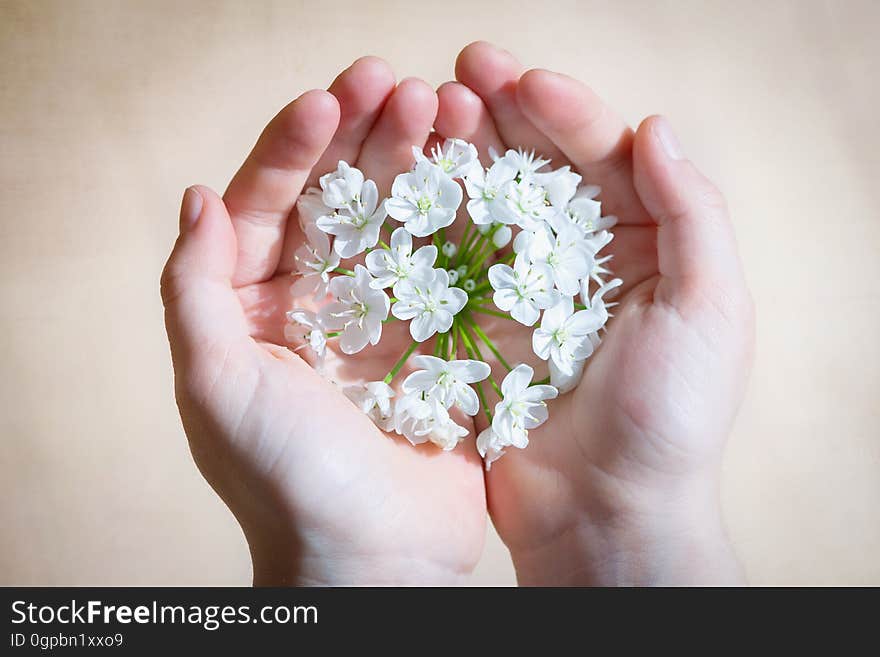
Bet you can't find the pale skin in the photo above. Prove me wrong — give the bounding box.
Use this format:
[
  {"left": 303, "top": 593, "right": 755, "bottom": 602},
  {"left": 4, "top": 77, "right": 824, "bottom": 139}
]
[{"left": 161, "top": 42, "right": 754, "bottom": 585}]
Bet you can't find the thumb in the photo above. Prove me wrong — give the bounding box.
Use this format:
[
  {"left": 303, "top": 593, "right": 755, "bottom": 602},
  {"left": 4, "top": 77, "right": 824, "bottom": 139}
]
[
  {"left": 632, "top": 116, "right": 743, "bottom": 297},
  {"left": 161, "top": 186, "right": 249, "bottom": 375}
]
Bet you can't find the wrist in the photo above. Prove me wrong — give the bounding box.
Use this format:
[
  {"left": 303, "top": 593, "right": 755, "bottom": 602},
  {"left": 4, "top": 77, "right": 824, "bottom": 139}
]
[
  {"left": 247, "top": 529, "right": 474, "bottom": 586},
  {"left": 509, "top": 472, "right": 744, "bottom": 586}
]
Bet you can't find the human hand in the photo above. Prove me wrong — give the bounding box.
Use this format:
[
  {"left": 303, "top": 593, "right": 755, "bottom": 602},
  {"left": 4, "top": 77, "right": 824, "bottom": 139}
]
[
  {"left": 436, "top": 42, "right": 754, "bottom": 585},
  {"left": 160, "top": 58, "right": 486, "bottom": 585}
]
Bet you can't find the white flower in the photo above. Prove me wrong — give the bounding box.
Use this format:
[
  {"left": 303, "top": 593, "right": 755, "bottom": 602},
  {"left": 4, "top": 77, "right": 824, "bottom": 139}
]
[
  {"left": 393, "top": 392, "right": 434, "bottom": 445},
  {"left": 392, "top": 269, "right": 467, "bottom": 341},
  {"left": 414, "top": 138, "right": 478, "bottom": 178},
  {"left": 428, "top": 410, "right": 471, "bottom": 451},
  {"left": 316, "top": 178, "right": 386, "bottom": 258},
  {"left": 476, "top": 426, "right": 506, "bottom": 470},
  {"left": 318, "top": 265, "right": 389, "bottom": 354},
  {"left": 564, "top": 186, "right": 618, "bottom": 235},
  {"left": 344, "top": 381, "right": 395, "bottom": 432},
  {"left": 283, "top": 309, "right": 328, "bottom": 364},
  {"left": 386, "top": 160, "right": 463, "bottom": 237},
  {"left": 549, "top": 357, "right": 585, "bottom": 395},
  {"left": 463, "top": 159, "right": 517, "bottom": 225},
  {"left": 494, "top": 178, "right": 555, "bottom": 229},
  {"left": 583, "top": 228, "right": 614, "bottom": 257},
  {"left": 499, "top": 148, "right": 550, "bottom": 180},
  {"left": 589, "top": 254, "right": 614, "bottom": 287},
  {"left": 393, "top": 393, "right": 468, "bottom": 450},
  {"left": 492, "top": 363, "right": 558, "bottom": 448},
  {"left": 296, "top": 187, "right": 332, "bottom": 230},
  {"left": 535, "top": 165, "right": 582, "bottom": 209},
  {"left": 488, "top": 254, "right": 558, "bottom": 326},
  {"left": 532, "top": 297, "right": 604, "bottom": 377},
  {"left": 519, "top": 219, "right": 593, "bottom": 296},
  {"left": 320, "top": 160, "right": 364, "bottom": 209},
  {"left": 579, "top": 277, "right": 623, "bottom": 327},
  {"left": 402, "top": 355, "right": 491, "bottom": 416},
  {"left": 290, "top": 224, "right": 340, "bottom": 300},
  {"left": 365, "top": 227, "right": 437, "bottom": 290}
]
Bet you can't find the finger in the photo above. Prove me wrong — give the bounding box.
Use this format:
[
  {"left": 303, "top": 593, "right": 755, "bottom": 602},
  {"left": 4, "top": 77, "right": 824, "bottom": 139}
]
[
  {"left": 454, "top": 41, "right": 565, "bottom": 163},
  {"left": 224, "top": 90, "right": 340, "bottom": 287},
  {"left": 433, "top": 81, "right": 507, "bottom": 246},
  {"left": 276, "top": 57, "right": 396, "bottom": 275},
  {"left": 161, "top": 186, "right": 250, "bottom": 380},
  {"left": 632, "top": 116, "right": 743, "bottom": 298},
  {"left": 307, "top": 56, "right": 396, "bottom": 187},
  {"left": 436, "top": 81, "right": 505, "bottom": 164},
  {"left": 516, "top": 69, "right": 650, "bottom": 225},
  {"left": 355, "top": 77, "right": 438, "bottom": 194}
]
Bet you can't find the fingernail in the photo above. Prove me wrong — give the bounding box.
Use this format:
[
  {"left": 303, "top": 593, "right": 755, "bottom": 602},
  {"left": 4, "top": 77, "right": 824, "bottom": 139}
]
[
  {"left": 654, "top": 117, "right": 684, "bottom": 160},
  {"left": 179, "top": 187, "right": 203, "bottom": 231}
]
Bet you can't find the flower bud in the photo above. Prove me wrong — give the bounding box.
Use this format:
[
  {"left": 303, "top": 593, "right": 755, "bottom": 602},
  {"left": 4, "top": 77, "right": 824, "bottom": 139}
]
[
  {"left": 442, "top": 241, "right": 457, "bottom": 258},
  {"left": 492, "top": 225, "right": 512, "bottom": 248},
  {"left": 463, "top": 279, "right": 476, "bottom": 292},
  {"left": 447, "top": 268, "right": 460, "bottom": 285}
]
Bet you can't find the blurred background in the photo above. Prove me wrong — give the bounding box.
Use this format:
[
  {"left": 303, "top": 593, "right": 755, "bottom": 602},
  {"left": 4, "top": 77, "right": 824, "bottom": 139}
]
[{"left": 1, "top": 0, "right": 878, "bottom": 585}]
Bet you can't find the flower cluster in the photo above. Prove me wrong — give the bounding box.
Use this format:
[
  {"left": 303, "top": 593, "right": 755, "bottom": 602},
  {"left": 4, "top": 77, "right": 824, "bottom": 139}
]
[{"left": 285, "top": 138, "right": 621, "bottom": 468}]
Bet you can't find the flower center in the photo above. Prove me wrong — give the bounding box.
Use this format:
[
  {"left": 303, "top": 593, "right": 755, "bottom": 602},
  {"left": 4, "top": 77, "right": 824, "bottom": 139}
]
[{"left": 416, "top": 195, "right": 433, "bottom": 215}]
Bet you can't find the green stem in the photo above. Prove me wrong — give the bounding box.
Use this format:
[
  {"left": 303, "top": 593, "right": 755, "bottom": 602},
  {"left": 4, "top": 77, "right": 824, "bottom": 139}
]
[
  {"left": 464, "top": 228, "right": 500, "bottom": 280},
  {"left": 383, "top": 340, "right": 419, "bottom": 384},
  {"left": 459, "top": 321, "right": 503, "bottom": 398},
  {"left": 465, "top": 314, "right": 512, "bottom": 371},
  {"left": 470, "top": 282, "right": 493, "bottom": 297},
  {"left": 470, "top": 306, "right": 518, "bottom": 321},
  {"left": 456, "top": 222, "right": 473, "bottom": 266},
  {"left": 433, "top": 232, "right": 446, "bottom": 268},
  {"left": 459, "top": 225, "right": 487, "bottom": 265},
  {"left": 334, "top": 267, "right": 355, "bottom": 276},
  {"left": 378, "top": 240, "right": 390, "bottom": 250},
  {"left": 434, "top": 330, "right": 447, "bottom": 357},
  {"left": 458, "top": 324, "right": 493, "bottom": 423},
  {"left": 535, "top": 376, "right": 551, "bottom": 385}
]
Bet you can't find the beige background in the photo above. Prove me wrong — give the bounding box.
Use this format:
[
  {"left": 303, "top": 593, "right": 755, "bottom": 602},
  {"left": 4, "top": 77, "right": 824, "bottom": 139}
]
[{"left": 1, "top": 0, "right": 878, "bottom": 585}]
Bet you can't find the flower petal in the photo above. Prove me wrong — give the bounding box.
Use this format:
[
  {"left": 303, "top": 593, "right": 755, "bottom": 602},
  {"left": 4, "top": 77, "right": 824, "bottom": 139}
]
[{"left": 502, "top": 364, "right": 534, "bottom": 398}]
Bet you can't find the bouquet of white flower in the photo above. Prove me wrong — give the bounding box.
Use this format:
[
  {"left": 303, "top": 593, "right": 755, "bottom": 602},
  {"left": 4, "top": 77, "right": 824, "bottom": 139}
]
[{"left": 285, "top": 138, "right": 621, "bottom": 468}]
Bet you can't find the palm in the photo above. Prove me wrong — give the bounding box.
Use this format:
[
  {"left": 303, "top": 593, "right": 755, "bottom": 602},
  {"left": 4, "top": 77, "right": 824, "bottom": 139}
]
[{"left": 236, "top": 274, "right": 485, "bottom": 571}]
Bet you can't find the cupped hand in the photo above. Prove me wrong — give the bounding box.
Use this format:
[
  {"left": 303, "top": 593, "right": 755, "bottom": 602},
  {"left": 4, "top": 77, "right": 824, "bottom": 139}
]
[
  {"left": 161, "top": 58, "right": 486, "bottom": 585},
  {"left": 436, "top": 42, "right": 754, "bottom": 585}
]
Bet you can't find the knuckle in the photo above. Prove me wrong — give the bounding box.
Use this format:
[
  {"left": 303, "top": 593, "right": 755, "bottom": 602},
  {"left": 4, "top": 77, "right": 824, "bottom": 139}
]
[
  {"left": 686, "top": 162, "right": 728, "bottom": 214},
  {"left": 159, "top": 260, "right": 186, "bottom": 307}
]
